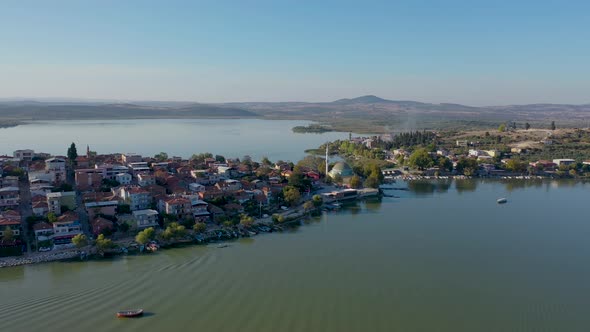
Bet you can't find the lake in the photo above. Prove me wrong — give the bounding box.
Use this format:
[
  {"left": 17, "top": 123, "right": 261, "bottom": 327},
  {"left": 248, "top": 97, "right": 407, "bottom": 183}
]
[
  {"left": 1, "top": 179, "right": 590, "bottom": 332},
  {"left": 0, "top": 119, "right": 353, "bottom": 161}
]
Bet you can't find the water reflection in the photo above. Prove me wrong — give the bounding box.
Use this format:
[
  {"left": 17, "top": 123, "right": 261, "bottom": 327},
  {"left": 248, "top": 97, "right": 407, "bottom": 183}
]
[
  {"left": 455, "top": 179, "right": 478, "bottom": 193},
  {"left": 408, "top": 180, "right": 453, "bottom": 195}
]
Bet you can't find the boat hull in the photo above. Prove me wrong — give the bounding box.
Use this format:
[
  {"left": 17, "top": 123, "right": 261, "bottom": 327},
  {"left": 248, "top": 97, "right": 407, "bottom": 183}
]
[{"left": 116, "top": 309, "right": 144, "bottom": 318}]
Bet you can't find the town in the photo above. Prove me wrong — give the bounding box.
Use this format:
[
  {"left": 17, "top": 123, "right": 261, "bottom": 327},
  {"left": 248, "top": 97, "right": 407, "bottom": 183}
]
[{"left": 1, "top": 125, "right": 589, "bottom": 265}]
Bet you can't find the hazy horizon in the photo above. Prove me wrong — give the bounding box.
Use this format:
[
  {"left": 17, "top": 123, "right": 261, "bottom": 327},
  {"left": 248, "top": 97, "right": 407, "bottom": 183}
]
[{"left": 2, "top": 1, "right": 589, "bottom": 106}]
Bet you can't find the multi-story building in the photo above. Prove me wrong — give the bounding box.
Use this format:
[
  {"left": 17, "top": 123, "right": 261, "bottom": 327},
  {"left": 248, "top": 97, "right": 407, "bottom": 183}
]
[
  {"left": 45, "top": 158, "right": 66, "bottom": 183},
  {"left": 46, "top": 191, "right": 77, "bottom": 215},
  {"left": 132, "top": 209, "right": 160, "bottom": 229},
  {"left": 0, "top": 186, "right": 20, "bottom": 208},
  {"left": 13, "top": 149, "right": 34, "bottom": 161},
  {"left": 120, "top": 186, "right": 151, "bottom": 211}
]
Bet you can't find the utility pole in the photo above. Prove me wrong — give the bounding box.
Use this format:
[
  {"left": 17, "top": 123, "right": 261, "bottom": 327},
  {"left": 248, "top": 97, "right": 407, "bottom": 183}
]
[{"left": 325, "top": 143, "right": 329, "bottom": 176}]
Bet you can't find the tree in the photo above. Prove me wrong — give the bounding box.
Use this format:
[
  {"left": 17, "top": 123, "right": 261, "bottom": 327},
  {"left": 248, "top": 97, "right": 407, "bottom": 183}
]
[
  {"left": 193, "top": 222, "right": 206, "bottom": 233},
  {"left": 2, "top": 226, "right": 14, "bottom": 241},
  {"left": 288, "top": 171, "right": 311, "bottom": 192},
  {"left": 118, "top": 222, "right": 130, "bottom": 233},
  {"left": 72, "top": 234, "right": 88, "bottom": 248},
  {"left": 261, "top": 156, "right": 272, "bottom": 166},
  {"left": 363, "top": 176, "right": 380, "bottom": 188},
  {"left": 215, "top": 155, "right": 226, "bottom": 163},
  {"left": 498, "top": 124, "right": 506, "bottom": 132},
  {"left": 551, "top": 121, "right": 556, "bottom": 130},
  {"left": 283, "top": 186, "right": 301, "bottom": 207},
  {"left": 154, "top": 152, "right": 168, "bottom": 161},
  {"left": 161, "top": 222, "right": 187, "bottom": 240},
  {"left": 135, "top": 227, "right": 156, "bottom": 244},
  {"left": 47, "top": 212, "right": 58, "bottom": 223},
  {"left": 456, "top": 157, "right": 479, "bottom": 176},
  {"left": 303, "top": 200, "right": 315, "bottom": 212},
  {"left": 408, "top": 148, "right": 433, "bottom": 170},
  {"left": 312, "top": 194, "right": 323, "bottom": 207},
  {"left": 438, "top": 157, "right": 453, "bottom": 172},
  {"left": 239, "top": 214, "right": 255, "bottom": 227},
  {"left": 505, "top": 159, "right": 527, "bottom": 173},
  {"left": 67, "top": 142, "right": 78, "bottom": 164},
  {"left": 272, "top": 214, "right": 285, "bottom": 224},
  {"left": 525, "top": 122, "right": 531, "bottom": 130},
  {"left": 349, "top": 175, "right": 362, "bottom": 189},
  {"left": 95, "top": 234, "right": 116, "bottom": 251}
]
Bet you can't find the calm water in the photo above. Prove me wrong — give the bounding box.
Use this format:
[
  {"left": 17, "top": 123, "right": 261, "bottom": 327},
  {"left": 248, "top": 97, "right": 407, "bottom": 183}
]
[
  {"left": 2, "top": 180, "right": 590, "bottom": 332},
  {"left": 0, "top": 119, "right": 352, "bottom": 161}
]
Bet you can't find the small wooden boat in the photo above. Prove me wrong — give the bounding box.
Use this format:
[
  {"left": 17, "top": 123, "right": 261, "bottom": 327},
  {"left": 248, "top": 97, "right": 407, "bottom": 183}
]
[
  {"left": 116, "top": 309, "right": 144, "bottom": 318},
  {"left": 497, "top": 198, "right": 508, "bottom": 204}
]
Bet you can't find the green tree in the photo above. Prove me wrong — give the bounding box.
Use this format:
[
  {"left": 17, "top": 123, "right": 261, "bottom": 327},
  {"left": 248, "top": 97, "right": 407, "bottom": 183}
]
[
  {"left": 283, "top": 186, "right": 301, "bottom": 207},
  {"left": 438, "top": 157, "right": 453, "bottom": 172},
  {"left": 95, "top": 234, "right": 116, "bottom": 251},
  {"left": 72, "top": 234, "right": 88, "bottom": 248},
  {"left": 193, "top": 222, "right": 207, "bottom": 233},
  {"left": 154, "top": 152, "right": 168, "bottom": 161},
  {"left": 456, "top": 157, "right": 479, "bottom": 176},
  {"left": 161, "top": 222, "right": 187, "bottom": 240},
  {"left": 505, "top": 159, "right": 528, "bottom": 173},
  {"left": 303, "top": 200, "right": 315, "bottom": 212},
  {"left": 525, "top": 122, "right": 531, "bottom": 130},
  {"left": 363, "top": 175, "right": 380, "bottom": 188},
  {"left": 312, "top": 194, "right": 323, "bottom": 207},
  {"left": 272, "top": 214, "right": 285, "bottom": 224},
  {"left": 408, "top": 148, "right": 433, "bottom": 170},
  {"left": 47, "top": 212, "right": 58, "bottom": 223},
  {"left": 261, "top": 156, "right": 272, "bottom": 166},
  {"left": 498, "top": 124, "right": 506, "bottom": 132},
  {"left": 550, "top": 121, "right": 556, "bottom": 130},
  {"left": 349, "top": 175, "right": 362, "bottom": 189},
  {"left": 2, "top": 226, "right": 14, "bottom": 241},
  {"left": 135, "top": 227, "right": 156, "bottom": 244},
  {"left": 67, "top": 142, "right": 78, "bottom": 164},
  {"left": 239, "top": 214, "right": 255, "bottom": 227}
]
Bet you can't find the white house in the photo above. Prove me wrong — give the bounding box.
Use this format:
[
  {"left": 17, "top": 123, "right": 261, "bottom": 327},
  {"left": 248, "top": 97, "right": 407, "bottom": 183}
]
[
  {"left": 553, "top": 159, "right": 576, "bottom": 167},
  {"left": 115, "top": 173, "right": 132, "bottom": 185},
  {"left": 120, "top": 186, "right": 151, "bottom": 211},
  {"left": 132, "top": 209, "right": 159, "bottom": 229},
  {"left": 45, "top": 158, "right": 66, "bottom": 183},
  {"left": 13, "top": 149, "right": 34, "bottom": 161}
]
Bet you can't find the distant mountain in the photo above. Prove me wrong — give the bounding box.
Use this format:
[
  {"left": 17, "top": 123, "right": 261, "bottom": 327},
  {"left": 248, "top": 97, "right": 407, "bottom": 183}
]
[
  {"left": 1, "top": 96, "right": 589, "bottom": 131},
  {"left": 332, "top": 95, "right": 392, "bottom": 104}
]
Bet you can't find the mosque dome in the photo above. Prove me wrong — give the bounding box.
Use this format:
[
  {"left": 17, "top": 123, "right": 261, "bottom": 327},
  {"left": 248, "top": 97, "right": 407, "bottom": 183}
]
[{"left": 329, "top": 161, "right": 354, "bottom": 178}]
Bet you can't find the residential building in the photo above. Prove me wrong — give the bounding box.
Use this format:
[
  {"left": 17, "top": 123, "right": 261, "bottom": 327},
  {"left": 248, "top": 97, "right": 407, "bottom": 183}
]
[
  {"left": 45, "top": 158, "right": 66, "bottom": 183},
  {"left": 128, "top": 162, "right": 150, "bottom": 175},
  {"left": 115, "top": 172, "right": 132, "bottom": 185},
  {"left": 158, "top": 196, "right": 192, "bottom": 219},
  {"left": 122, "top": 153, "right": 142, "bottom": 164},
  {"left": 132, "top": 209, "right": 160, "bottom": 229},
  {"left": 46, "top": 191, "right": 76, "bottom": 215},
  {"left": 553, "top": 159, "right": 576, "bottom": 167},
  {"left": 52, "top": 212, "right": 82, "bottom": 247},
  {"left": 0, "top": 216, "right": 22, "bottom": 238},
  {"left": 137, "top": 173, "right": 156, "bottom": 187},
  {"left": 13, "top": 149, "right": 34, "bottom": 161},
  {"left": 32, "top": 222, "right": 53, "bottom": 240},
  {"left": 96, "top": 164, "right": 129, "bottom": 180},
  {"left": 85, "top": 200, "right": 118, "bottom": 219},
  {"left": 75, "top": 168, "right": 104, "bottom": 191},
  {"left": 0, "top": 186, "right": 20, "bottom": 208},
  {"left": 120, "top": 186, "right": 151, "bottom": 211},
  {"left": 90, "top": 217, "right": 114, "bottom": 236}
]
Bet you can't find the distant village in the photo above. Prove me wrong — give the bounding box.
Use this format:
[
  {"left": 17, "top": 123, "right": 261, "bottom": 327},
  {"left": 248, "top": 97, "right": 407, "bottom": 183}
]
[
  {"left": 0, "top": 144, "right": 374, "bottom": 260},
  {"left": 1, "top": 126, "right": 589, "bottom": 260}
]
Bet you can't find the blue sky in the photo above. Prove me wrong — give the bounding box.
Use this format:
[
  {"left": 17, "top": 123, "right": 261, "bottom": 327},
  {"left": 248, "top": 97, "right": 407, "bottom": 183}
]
[{"left": 1, "top": 0, "right": 589, "bottom": 105}]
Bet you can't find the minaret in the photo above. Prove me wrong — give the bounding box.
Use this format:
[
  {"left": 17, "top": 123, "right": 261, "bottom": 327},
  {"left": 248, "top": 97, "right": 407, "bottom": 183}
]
[
  {"left": 325, "top": 144, "right": 329, "bottom": 176},
  {"left": 86, "top": 145, "right": 90, "bottom": 158}
]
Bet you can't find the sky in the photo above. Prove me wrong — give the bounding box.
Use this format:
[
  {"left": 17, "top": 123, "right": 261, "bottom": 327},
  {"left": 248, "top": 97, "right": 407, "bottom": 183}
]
[{"left": 1, "top": 0, "right": 589, "bottom": 106}]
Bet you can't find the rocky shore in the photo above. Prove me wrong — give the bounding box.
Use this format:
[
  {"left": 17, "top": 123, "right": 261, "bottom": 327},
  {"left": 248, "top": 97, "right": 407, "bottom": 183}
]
[{"left": 0, "top": 249, "right": 83, "bottom": 268}]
